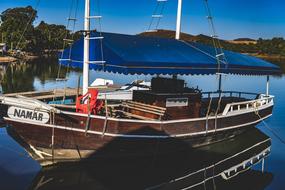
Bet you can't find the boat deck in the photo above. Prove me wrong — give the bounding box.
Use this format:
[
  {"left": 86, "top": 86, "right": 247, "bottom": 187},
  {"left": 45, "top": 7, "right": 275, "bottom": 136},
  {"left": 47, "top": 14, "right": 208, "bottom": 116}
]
[
  {"left": 3, "top": 86, "right": 120, "bottom": 102},
  {"left": 4, "top": 88, "right": 81, "bottom": 101},
  {"left": 2, "top": 88, "right": 268, "bottom": 122}
]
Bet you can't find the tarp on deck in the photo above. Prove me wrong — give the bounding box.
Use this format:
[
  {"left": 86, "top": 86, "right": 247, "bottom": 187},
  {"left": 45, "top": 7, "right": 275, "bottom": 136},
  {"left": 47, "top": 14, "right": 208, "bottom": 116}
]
[{"left": 59, "top": 32, "right": 281, "bottom": 76}]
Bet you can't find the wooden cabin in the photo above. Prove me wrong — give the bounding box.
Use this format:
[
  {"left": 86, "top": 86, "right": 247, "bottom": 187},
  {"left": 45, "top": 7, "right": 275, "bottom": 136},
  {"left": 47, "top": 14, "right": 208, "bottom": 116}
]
[{"left": 122, "top": 77, "right": 202, "bottom": 120}]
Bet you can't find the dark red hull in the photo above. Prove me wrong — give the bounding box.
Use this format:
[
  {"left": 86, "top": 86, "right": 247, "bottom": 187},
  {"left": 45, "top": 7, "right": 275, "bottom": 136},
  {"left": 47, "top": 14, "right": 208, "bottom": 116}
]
[{"left": 4, "top": 104, "right": 273, "bottom": 165}]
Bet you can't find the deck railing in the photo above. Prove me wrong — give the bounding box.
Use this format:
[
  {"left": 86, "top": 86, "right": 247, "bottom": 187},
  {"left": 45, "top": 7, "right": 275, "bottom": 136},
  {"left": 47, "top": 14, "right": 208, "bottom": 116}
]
[
  {"left": 221, "top": 94, "right": 274, "bottom": 116},
  {"left": 201, "top": 91, "right": 274, "bottom": 116},
  {"left": 202, "top": 91, "right": 259, "bottom": 99}
]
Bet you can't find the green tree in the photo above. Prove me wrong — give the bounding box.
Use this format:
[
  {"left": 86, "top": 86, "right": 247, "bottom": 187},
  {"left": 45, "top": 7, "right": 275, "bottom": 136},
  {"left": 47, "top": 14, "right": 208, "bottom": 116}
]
[
  {"left": 0, "top": 6, "right": 37, "bottom": 51},
  {"left": 36, "top": 21, "right": 71, "bottom": 53}
]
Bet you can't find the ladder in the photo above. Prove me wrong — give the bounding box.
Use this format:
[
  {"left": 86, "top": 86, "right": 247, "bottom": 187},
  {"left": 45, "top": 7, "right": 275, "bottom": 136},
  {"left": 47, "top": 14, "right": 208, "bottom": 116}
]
[
  {"left": 204, "top": 0, "right": 228, "bottom": 92},
  {"left": 204, "top": 0, "right": 228, "bottom": 72},
  {"left": 57, "top": 1, "right": 79, "bottom": 81},
  {"left": 85, "top": 1, "right": 106, "bottom": 67},
  {"left": 146, "top": 0, "right": 168, "bottom": 32}
]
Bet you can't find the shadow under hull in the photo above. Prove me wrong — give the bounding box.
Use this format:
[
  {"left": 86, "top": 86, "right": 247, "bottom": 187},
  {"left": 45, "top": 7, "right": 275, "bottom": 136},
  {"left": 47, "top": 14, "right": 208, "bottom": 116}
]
[{"left": 25, "top": 127, "right": 272, "bottom": 189}]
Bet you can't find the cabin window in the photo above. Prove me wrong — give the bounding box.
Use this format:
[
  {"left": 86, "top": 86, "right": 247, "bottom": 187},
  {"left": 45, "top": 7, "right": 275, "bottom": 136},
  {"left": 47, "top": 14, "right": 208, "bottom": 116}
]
[{"left": 166, "top": 98, "right": 188, "bottom": 107}]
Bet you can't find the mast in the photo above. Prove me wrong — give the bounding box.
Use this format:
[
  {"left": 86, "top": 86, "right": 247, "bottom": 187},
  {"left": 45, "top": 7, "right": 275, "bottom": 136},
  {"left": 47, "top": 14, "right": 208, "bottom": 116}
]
[
  {"left": 175, "top": 0, "right": 182, "bottom": 40},
  {"left": 83, "top": 0, "right": 90, "bottom": 95}
]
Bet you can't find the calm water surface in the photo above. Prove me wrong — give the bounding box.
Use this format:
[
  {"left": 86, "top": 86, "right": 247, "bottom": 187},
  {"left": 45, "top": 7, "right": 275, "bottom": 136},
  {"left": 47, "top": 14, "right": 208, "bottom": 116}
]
[{"left": 0, "top": 59, "right": 284, "bottom": 189}]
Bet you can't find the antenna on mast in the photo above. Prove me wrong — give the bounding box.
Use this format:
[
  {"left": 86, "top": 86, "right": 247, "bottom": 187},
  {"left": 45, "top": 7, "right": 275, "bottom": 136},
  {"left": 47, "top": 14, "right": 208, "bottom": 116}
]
[{"left": 175, "top": 0, "right": 182, "bottom": 40}]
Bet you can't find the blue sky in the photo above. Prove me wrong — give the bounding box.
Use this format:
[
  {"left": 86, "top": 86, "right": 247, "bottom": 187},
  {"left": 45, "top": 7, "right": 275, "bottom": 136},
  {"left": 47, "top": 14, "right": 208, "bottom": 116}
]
[{"left": 1, "top": 0, "right": 285, "bottom": 40}]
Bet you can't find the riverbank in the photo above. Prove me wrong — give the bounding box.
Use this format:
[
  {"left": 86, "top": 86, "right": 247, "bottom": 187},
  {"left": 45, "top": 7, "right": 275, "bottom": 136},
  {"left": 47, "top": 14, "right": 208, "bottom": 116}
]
[
  {"left": 0, "top": 56, "right": 17, "bottom": 63},
  {"left": 248, "top": 53, "right": 285, "bottom": 60},
  {"left": 0, "top": 54, "right": 42, "bottom": 63}
]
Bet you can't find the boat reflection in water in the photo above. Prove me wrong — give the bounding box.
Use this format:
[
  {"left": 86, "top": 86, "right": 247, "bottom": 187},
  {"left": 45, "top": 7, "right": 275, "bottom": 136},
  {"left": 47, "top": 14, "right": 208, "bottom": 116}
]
[{"left": 28, "top": 127, "right": 272, "bottom": 190}]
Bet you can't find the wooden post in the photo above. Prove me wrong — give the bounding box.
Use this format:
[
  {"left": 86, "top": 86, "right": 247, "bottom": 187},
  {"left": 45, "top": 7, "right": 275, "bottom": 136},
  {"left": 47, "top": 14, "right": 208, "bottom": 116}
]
[
  {"left": 76, "top": 75, "right": 81, "bottom": 100},
  {"left": 266, "top": 75, "right": 270, "bottom": 96},
  {"left": 102, "top": 89, "right": 108, "bottom": 136},
  {"left": 50, "top": 112, "right": 55, "bottom": 163}
]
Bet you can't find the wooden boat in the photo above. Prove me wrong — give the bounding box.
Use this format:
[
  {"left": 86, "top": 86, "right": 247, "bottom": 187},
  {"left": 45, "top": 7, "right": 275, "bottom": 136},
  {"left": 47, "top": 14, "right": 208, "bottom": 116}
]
[{"left": 0, "top": 0, "right": 281, "bottom": 166}]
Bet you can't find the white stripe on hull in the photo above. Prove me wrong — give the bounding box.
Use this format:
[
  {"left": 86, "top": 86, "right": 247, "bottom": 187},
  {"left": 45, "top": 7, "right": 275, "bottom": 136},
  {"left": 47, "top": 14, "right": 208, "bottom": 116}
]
[
  {"left": 3, "top": 113, "right": 271, "bottom": 139},
  {"left": 61, "top": 101, "right": 273, "bottom": 124}
]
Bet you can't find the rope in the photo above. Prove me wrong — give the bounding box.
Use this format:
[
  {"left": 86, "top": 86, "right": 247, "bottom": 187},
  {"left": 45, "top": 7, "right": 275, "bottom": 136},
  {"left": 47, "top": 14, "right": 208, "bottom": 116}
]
[
  {"left": 214, "top": 95, "right": 222, "bottom": 132},
  {"left": 50, "top": 110, "right": 55, "bottom": 162},
  {"left": 148, "top": 3, "right": 159, "bottom": 31},
  {"left": 102, "top": 90, "right": 108, "bottom": 136},
  {"left": 57, "top": 0, "right": 79, "bottom": 80},
  {"left": 254, "top": 107, "right": 285, "bottom": 144},
  {"left": 212, "top": 164, "right": 217, "bottom": 190},
  {"left": 204, "top": 96, "right": 218, "bottom": 190},
  {"left": 147, "top": 0, "right": 167, "bottom": 32},
  {"left": 203, "top": 0, "right": 228, "bottom": 74},
  {"left": 155, "top": 1, "right": 166, "bottom": 30},
  {"left": 66, "top": 0, "right": 79, "bottom": 75},
  {"left": 203, "top": 167, "right": 207, "bottom": 190},
  {"left": 96, "top": 0, "right": 105, "bottom": 71},
  {"left": 55, "top": 0, "right": 79, "bottom": 103},
  {"left": 181, "top": 41, "right": 226, "bottom": 64},
  {"left": 205, "top": 97, "right": 212, "bottom": 134},
  {"left": 15, "top": 0, "right": 41, "bottom": 50}
]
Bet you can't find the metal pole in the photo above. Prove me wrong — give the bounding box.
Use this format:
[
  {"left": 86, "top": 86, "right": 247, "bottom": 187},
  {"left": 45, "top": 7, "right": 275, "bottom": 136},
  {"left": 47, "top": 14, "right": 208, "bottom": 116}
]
[
  {"left": 83, "top": 0, "right": 90, "bottom": 95},
  {"left": 262, "top": 158, "right": 265, "bottom": 173},
  {"left": 76, "top": 75, "right": 81, "bottom": 100},
  {"left": 218, "top": 74, "right": 222, "bottom": 92},
  {"left": 266, "top": 75, "right": 270, "bottom": 96},
  {"left": 175, "top": 0, "right": 183, "bottom": 40}
]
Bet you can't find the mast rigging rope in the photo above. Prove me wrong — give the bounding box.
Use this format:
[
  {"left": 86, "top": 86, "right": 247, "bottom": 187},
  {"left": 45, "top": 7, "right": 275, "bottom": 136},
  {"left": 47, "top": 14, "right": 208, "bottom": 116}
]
[
  {"left": 203, "top": 0, "right": 228, "bottom": 72},
  {"left": 57, "top": 0, "right": 79, "bottom": 81},
  {"left": 147, "top": 0, "right": 167, "bottom": 32},
  {"left": 255, "top": 108, "right": 285, "bottom": 145}
]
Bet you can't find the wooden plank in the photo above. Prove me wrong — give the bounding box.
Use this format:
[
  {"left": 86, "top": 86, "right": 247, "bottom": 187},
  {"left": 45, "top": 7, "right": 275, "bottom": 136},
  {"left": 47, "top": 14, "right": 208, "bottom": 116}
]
[
  {"left": 49, "top": 104, "right": 76, "bottom": 109},
  {"left": 4, "top": 90, "right": 54, "bottom": 97},
  {"left": 4, "top": 86, "right": 122, "bottom": 101},
  {"left": 107, "top": 104, "right": 122, "bottom": 108},
  {"left": 4, "top": 88, "right": 82, "bottom": 101},
  {"left": 127, "top": 101, "right": 166, "bottom": 111},
  {"left": 122, "top": 104, "right": 165, "bottom": 116},
  {"left": 114, "top": 110, "right": 156, "bottom": 120},
  {"left": 123, "top": 102, "right": 165, "bottom": 114}
]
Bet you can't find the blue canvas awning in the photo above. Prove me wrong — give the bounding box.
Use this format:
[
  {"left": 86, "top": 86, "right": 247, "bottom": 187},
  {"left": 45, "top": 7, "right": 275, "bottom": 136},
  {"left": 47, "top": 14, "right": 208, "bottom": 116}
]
[{"left": 59, "top": 32, "right": 281, "bottom": 76}]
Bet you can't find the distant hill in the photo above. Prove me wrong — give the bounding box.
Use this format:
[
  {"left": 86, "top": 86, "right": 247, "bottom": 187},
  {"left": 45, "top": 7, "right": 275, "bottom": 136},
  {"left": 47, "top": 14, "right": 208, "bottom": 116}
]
[
  {"left": 139, "top": 29, "right": 227, "bottom": 44},
  {"left": 138, "top": 29, "right": 259, "bottom": 53},
  {"left": 233, "top": 38, "right": 256, "bottom": 42},
  {"left": 229, "top": 38, "right": 257, "bottom": 45},
  {"left": 139, "top": 30, "right": 285, "bottom": 72}
]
